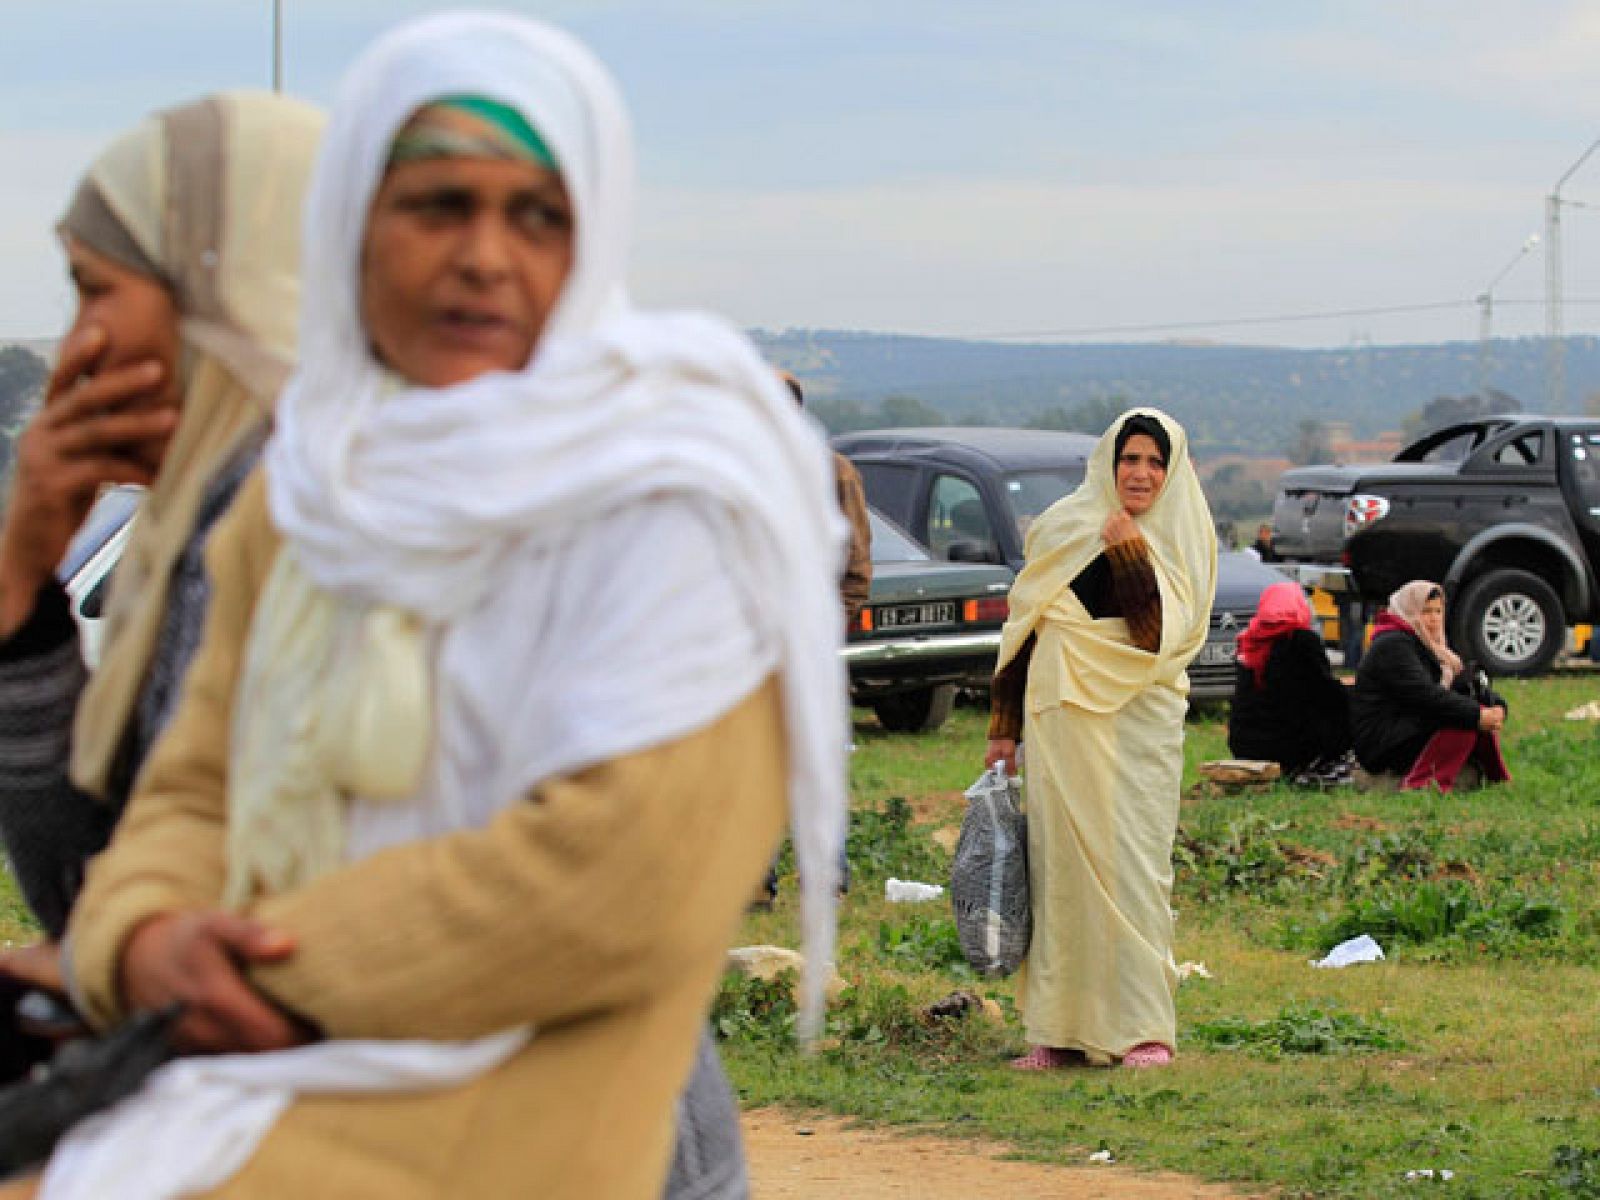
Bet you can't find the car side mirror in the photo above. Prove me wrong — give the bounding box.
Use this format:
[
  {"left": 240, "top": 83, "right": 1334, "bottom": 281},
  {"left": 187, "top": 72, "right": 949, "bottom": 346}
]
[{"left": 947, "top": 539, "right": 997, "bottom": 564}]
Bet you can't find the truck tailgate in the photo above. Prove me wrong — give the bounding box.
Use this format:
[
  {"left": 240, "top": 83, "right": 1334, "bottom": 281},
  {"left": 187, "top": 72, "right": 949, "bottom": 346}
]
[{"left": 1273, "top": 476, "right": 1355, "bottom": 560}]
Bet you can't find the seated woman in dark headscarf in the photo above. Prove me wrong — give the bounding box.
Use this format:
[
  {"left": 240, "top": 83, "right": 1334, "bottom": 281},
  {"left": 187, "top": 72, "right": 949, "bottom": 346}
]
[
  {"left": 1228, "top": 581, "right": 1352, "bottom": 780},
  {"left": 1351, "top": 580, "right": 1510, "bottom": 792}
]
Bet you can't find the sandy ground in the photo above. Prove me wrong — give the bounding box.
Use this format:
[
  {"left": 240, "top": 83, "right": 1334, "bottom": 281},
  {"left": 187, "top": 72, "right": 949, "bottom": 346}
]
[{"left": 744, "top": 1108, "right": 1252, "bottom": 1199}]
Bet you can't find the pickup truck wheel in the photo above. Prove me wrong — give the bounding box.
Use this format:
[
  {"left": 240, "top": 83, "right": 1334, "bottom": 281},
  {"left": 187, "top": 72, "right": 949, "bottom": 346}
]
[
  {"left": 872, "top": 684, "right": 956, "bottom": 733},
  {"left": 1454, "top": 568, "right": 1564, "bottom": 677}
]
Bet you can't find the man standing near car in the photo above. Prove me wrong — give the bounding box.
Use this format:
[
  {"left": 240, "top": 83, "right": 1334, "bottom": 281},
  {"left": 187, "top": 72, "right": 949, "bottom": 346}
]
[
  {"left": 783, "top": 371, "right": 871, "bottom": 630},
  {"left": 761, "top": 370, "right": 868, "bottom": 905}
]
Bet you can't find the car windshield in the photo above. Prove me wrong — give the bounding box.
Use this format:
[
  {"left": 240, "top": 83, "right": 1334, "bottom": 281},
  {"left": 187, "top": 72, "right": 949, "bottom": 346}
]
[
  {"left": 868, "top": 510, "right": 928, "bottom": 563},
  {"left": 1002, "top": 468, "right": 1085, "bottom": 540}
]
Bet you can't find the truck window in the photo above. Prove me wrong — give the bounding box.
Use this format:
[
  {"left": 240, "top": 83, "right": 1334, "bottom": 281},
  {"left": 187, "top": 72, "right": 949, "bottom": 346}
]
[
  {"left": 1492, "top": 431, "right": 1543, "bottom": 467},
  {"left": 1419, "top": 431, "right": 1477, "bottom": 463},
  {"left": 928, "top": 474, "right": 996, "bottom": 561},
  {"left": 855, "top": 463, "right": 919, "bottom": 529},
  {"left": 1004, "top": 468, "right": 1085, "bottom": 540}
]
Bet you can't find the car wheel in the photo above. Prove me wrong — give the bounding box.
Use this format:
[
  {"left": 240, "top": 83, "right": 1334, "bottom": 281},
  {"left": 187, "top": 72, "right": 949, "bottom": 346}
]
[
  {"left": 872, "top": 684, "right": 956, "bottom": 733},
  {"left": 1454, "top": 568, "right": 1564, "bottom": 677}
]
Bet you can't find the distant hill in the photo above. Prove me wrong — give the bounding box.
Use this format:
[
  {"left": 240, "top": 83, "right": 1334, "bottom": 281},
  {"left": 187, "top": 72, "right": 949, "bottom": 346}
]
[
  {"left": 7, "top": 330, "right": 1596, "bottom": 463},
  {"left": 754, "top": 329, "right": 1600, "bottom": 458}
]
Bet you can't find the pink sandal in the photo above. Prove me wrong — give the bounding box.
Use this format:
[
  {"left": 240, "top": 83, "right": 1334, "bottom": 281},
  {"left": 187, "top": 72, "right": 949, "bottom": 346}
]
[
  {"left": 1121, "top": 1042, "right": 1173, "bottom": 1069},
  {"left": 1009, "top": 1045, "right": 1074, "bottom": 1071}
]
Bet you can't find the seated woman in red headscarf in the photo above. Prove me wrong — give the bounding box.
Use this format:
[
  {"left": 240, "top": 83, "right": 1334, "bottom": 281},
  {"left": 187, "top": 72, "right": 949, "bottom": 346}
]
[
  {"left": 1227, "top": 581, "right": 1352, "bottom": 780},
  {"left": 1351, "top": 580, "right": 1510, "bottom": 792}
]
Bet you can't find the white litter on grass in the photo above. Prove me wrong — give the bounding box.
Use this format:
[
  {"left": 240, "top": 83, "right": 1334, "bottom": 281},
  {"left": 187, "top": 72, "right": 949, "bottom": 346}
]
[
  {"left": 1088, "top": 1149, "right": 1115, "bottom": 1164},
  {"left": 884, "top": 878, "right": 944, "bottom": 903},
  {"left": 1311, "top": 934, "right": 1385, "bottom": 968},
  {"left": 1564, "top": 700, "right": 1600, "bottom": 721},
  {"left": 1404, "top": 1168, "right": 1455, "bottom": 1181},
  {"left": 1176, "top": 961, "right": 1213, "bottom": 981}
]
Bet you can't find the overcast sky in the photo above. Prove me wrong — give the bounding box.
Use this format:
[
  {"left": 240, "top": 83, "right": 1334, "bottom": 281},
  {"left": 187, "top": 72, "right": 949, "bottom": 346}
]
[{"left": 6, "top": 1, "right": 1600, "bottom": 348}]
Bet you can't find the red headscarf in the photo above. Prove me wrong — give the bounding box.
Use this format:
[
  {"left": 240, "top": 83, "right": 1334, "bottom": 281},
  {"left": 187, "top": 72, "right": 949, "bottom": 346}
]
[{"left": 1235, "top": 581, "right": 1312, "bottom": 687}]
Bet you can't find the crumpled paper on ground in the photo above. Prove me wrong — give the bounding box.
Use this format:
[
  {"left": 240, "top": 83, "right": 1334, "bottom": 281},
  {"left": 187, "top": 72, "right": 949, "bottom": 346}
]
[
  {"left": 1565, "top": 700, "right": 1600, "bottom": 721},
  {"left": 1311, "top": 933, "right": 1385, "bottom": 968},
  {"left": 884, "top": 878, "right": 944, "bottom": 903}
]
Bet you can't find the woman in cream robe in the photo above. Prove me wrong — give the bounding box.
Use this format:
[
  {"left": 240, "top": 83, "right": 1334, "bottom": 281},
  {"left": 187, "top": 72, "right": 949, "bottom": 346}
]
[{"left": 986, "top": 409, "right": 1215, "bottom": 1069}]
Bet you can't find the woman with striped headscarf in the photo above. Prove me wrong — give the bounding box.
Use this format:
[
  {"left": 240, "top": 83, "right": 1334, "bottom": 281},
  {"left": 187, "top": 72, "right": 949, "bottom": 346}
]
[{"left": 0, "top": 91, "right": 323, "bottom": 940}]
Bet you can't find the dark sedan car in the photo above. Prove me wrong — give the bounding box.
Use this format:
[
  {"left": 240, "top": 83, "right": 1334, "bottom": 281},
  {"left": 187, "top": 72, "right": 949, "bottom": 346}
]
[
  {"left": 834, "top": 427, "right": 1283, "bottom": 701},
  {"left": 846, "top": 509, "right": 1013, "bottom": 732}
]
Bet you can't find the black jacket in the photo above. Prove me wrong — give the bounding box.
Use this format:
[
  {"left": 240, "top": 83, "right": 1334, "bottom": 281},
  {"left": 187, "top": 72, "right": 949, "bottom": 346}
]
[
  {"left": 1350, "top": 627, "right": 1485, "bottom": 773},
  {"left": 1227, "top": 628, "right": 1351, "bottom": 772}
]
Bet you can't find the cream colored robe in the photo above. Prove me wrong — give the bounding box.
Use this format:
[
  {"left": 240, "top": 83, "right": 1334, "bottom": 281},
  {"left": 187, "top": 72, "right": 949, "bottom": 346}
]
[{"left": 995, "top": 409, "right": 1216, "bottom": 1062}]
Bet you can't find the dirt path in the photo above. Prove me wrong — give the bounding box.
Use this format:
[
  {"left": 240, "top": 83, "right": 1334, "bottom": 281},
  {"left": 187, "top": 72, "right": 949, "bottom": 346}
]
[{"left": 744, "top": 1108, "right": 1251, "bottom": 1199}]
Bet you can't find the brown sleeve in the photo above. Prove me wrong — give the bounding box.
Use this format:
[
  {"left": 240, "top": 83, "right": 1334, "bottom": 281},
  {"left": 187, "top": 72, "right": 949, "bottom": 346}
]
[
  {"left": 67, "top": 469, "right": 279, "bottom": 1030},
  {"left": 833, "top": 455, "right": 873, "bottom": 627},
  {"left": 1105, "top": 535, "right": 1162, "bottom": 652},
  {"left": 246, "top": 678, "right": 787, "bottom": 1040},
  {"left": 988, "top": 632, "right": 1036, "bottom": 741}
]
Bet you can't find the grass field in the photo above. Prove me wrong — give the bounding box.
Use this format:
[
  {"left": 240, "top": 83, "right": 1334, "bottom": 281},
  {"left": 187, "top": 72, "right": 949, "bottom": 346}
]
[{"left": 722, "top": 672, "right": 1600, "bottom": 1199}]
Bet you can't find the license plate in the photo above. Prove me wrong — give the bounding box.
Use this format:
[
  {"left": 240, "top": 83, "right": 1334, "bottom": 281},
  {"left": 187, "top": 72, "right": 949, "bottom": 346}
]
[
  {"left": 876, "top": 601, "right": 956, "bottom": 629},
  {"left": 1197, "top": 640, "right": 1237, "bottom": 666}
]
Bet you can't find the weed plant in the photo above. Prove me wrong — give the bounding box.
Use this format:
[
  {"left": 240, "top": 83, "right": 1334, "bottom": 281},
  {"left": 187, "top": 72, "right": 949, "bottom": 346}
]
[{"left": 1189, "top": 1002, "right": 1404, "bottom": 1057}]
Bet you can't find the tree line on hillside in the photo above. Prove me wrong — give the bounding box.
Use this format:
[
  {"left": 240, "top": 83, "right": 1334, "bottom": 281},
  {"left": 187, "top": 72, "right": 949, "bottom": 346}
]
[
  {"left": 810, "top": 377, "right": 1555, "bottom": 525},
  {"left": 0, "top": 345, "right": 48, "bottom": 479},
  {"left": 760, "top": 329, "right": 1600, "bottom": 457}
]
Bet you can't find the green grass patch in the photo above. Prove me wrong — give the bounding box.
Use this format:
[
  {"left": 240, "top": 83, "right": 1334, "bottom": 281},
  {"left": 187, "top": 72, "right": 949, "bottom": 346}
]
[
  {"left": 724, "top": 682, "right": 1600, "bottom": 1197},
  {"left": 1189, "top": 1002, "right": 1405, "bottom": 1057},
  {"left": 1316, "top": 882, "right": 1564, "bottom": 959}
]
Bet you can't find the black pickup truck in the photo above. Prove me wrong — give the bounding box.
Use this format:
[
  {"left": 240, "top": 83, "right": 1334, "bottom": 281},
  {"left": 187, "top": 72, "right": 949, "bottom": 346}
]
[{"left": 1271, "top": 415, "right": 1600, "bottom": 676}]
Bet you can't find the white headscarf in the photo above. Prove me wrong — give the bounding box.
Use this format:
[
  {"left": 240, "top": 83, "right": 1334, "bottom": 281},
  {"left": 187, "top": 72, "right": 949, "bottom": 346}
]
[
  {"left": 44, "top": 15, "right": 848, "bottom": 1198},
  {"left": 258, "top": 10, "right": 848, "bottom": 1026}
]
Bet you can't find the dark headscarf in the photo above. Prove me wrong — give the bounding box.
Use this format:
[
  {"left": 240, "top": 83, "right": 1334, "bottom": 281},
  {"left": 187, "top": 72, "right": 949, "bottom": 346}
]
[{"left": 1114, "top": 412, "right": 1171, "bottom": 465}]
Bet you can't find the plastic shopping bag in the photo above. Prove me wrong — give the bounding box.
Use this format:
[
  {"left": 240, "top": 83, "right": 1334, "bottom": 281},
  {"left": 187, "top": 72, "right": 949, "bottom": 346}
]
[{"left": 949, "top": 763, "right": 1030, "bottom": 978}]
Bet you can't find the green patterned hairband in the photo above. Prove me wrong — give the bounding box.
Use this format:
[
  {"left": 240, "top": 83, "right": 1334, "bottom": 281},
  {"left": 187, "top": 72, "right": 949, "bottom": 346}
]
[{"left": 388, "top": 95, "right": 557, "bottom": 170}]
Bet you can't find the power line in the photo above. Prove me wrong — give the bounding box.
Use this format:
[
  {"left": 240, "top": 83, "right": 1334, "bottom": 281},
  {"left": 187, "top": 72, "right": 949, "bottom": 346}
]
[{"left": 966, "top": 299, "right": 1471, "bottom": 342}]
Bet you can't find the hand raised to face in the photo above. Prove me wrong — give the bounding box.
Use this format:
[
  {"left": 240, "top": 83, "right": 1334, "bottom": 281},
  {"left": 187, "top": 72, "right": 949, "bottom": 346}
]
[
  {"left": 1102, "top": 508, "right": 1141, "bottom": 548},
  {"left": 0, "top": 321, "right": 179, "bottom": 636}
]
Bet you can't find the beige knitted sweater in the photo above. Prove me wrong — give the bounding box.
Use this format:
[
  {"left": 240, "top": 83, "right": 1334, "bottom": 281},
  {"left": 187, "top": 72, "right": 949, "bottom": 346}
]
[{"left": 65, "top": 469, "right": 788, "bottom": 1199}]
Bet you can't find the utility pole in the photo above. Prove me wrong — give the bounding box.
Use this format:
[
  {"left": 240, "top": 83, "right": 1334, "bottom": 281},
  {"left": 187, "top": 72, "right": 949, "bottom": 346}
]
[
  {"left": 1546, "top": 135, "right": 1600, "bottom": 410},
  {"left": 1547, "top": 193, "right": 1563, "bottom": 409},
  {"left": 273, "top": 0, "right": 283, "bottom": 92},
  {"left": 1479, "top": 234, "right": 1538, "bottom": 396}
]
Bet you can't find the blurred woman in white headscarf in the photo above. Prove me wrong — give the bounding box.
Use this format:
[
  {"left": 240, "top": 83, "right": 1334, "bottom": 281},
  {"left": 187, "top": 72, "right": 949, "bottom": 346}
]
[
  {"left": 28, "top": 13, "right": 847, "bottom": 1200},
  {"left": 985, "top": 409, "right": 1216, "bottom": 1071}
]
